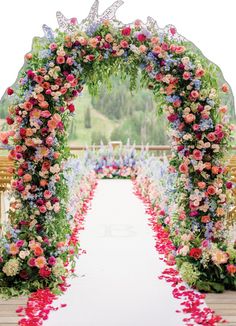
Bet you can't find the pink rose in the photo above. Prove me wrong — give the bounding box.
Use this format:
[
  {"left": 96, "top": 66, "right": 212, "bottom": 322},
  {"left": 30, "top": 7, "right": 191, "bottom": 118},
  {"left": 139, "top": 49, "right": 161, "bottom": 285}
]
[
  {"left": 179, "top": 163, "right": 188, "bottom": 174},
  {"left": 41, "top": 110, "right": 51, "bottom": 118},
  {"left": 46, "top": 136, "right": 54, "bottom": 146},
  {"left": 190, "top": 90, "right": 199, "bottom": 100},
  {"left": 39, "top": 205, "right": 47, "bottom": 213},
  {"left": 192, "top": 124, "right": 200, "bottom": 131},
  {"left": 183, "top": 72, "right": 191, "bottom": 80},
  {"left": 44, "top": 190, "right": 52, "bottom": 199},
  {"left": 206, "top": 132, "right": 216, "bottom": 142},
  {"left": 66, "top": 74, "right": 75, "bottom": 82},
  {"left": 50, "top": 43, "right": 57, "bottom": 51},
  {"left": 192, "top": 149, "right": 202, "bottom": 160},
  {"left": 28, "top": 257, "right": 36, "bottom": 267},
  {"left": 120, "top": 40, "right": 129, "bottom": 48}
]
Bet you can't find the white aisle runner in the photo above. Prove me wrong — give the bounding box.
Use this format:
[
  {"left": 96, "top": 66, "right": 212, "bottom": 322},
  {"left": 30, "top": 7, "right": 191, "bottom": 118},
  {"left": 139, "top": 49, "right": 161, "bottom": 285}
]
[{"left": 45, "top": 180, "right": 184, "bottom": 326}]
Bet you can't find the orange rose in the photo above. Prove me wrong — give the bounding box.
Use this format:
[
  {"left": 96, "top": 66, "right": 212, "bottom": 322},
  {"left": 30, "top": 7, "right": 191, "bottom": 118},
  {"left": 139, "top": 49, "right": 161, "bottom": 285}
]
[
  {"left": 201, "top": 215, "right": 211, "bottom": 223},
  {"left": 204, "top": 162, "right": 211, "bottom": 170},
  {"left": 34, "top": 246, "right": 44, "bottom": 256},
  {"left": 211, "top": 166, "right": 219, "bottom": 174}
]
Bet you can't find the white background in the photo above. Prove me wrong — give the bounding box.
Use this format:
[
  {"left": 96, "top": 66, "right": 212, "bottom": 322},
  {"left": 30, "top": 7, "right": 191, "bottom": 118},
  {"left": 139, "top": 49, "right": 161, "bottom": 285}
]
[{"left": 0, "top": 0, "right": 235, "bottom": 104}]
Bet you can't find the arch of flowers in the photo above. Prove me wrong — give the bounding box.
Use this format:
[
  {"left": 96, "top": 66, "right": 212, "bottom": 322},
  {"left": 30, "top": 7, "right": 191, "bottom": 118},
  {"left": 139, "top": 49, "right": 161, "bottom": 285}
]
[{"left": 0, "top": 0, "right": 235, "bottom": 299}]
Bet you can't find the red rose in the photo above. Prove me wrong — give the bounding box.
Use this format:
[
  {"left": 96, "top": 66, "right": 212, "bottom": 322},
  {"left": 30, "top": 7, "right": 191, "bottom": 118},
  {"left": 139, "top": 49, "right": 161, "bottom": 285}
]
[
  {"left": 19, "top": 270, "right": 29, "bottom": 280},
  {"left": 6, "top": 116, "right": 14, "bottom": 125},
  {"left": 167, "top": 114, "right": 178, "bottom": 122},
  {"left": 27, "top": 70, "right": 35, "bottom": 79},
  {"left": 68, "top": 103, "right": 75, "bottom": 113},
  {"left": 7, "top": 87, "right": 14, "bottom": 95},
  {"left": 137, "top": 34, "right": 146, "bottom": 42},
  {"left": 39, "top": 266, "right": 51, "bottom": 278},
  {"left": 189, "top": 248, "right": 202, "bottom": 260},
  {"left": 122, "top": 26, "right": 131, "bottom": 36},
  {"left": 19, "top": 128, "right": 26, "bottom": 138}
]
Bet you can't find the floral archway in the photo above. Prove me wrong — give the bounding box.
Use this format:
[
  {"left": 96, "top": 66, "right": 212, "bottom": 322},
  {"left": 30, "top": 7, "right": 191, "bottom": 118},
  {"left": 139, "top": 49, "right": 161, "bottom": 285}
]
[{"left": 0, "top": 0, "right": 235, "bottom": 301}]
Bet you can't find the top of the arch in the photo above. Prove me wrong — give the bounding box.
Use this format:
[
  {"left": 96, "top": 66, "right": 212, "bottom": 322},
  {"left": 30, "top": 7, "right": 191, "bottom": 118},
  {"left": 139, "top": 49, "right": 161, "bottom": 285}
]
[{"left": 42, "top": 0, "right": 185, "bottom": 42}]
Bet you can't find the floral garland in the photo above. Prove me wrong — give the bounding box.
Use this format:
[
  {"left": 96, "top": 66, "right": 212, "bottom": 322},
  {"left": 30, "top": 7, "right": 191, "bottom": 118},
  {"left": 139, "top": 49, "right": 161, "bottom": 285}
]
[
  {"left": 135, "top": 155, "right": 236, "bottom": 292},
  {"left": 0, "top": 10, "right": 234, "bottom": 297},
  {"left": 17, "top": 167, "right": 97, "bottom": 325},
  {"left": 84, "top": 144, "right": 147, "bottom": 179},
  {"left": 133, "top": 179, "right": 226, "bottom": 325}
]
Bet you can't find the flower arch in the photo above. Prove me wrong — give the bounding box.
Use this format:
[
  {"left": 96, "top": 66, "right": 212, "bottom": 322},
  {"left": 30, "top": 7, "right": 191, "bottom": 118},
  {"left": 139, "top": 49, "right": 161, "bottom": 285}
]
[{"left": 0, "top": 0, "right": 235, "bottom": 297}]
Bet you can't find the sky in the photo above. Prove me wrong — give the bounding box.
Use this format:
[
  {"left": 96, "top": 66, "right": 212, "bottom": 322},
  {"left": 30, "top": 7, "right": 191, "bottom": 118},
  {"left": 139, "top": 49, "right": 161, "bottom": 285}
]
[{"left": 0, "top": 0, "right": 235, "bottom": 104}]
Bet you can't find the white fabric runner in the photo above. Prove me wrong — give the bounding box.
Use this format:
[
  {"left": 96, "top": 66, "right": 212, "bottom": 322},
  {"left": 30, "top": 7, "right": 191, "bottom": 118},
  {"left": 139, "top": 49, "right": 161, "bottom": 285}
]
[{"left": 45, "top": 179, "right": 185, "bottom": 326}]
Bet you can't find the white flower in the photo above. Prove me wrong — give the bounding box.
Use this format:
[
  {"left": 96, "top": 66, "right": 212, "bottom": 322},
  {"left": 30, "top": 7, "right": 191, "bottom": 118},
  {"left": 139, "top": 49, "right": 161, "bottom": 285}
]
[
  {"left": 50, "top": 164, "right": 60, "bottom": 174},
  {"left": 19, "top": 250, "right": 30, "bottom": 259}
]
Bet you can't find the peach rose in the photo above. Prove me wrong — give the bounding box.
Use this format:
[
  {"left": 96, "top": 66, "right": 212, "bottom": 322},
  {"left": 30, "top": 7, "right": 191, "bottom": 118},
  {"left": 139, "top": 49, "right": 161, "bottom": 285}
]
[
  {"left": 23, "top": 101, "right": 33, "bottom": 111},
  {"left": 9, "top": 243, "right": 19, "bottom": 255},
  {"left": 211, "top": 166, "right": 219, "bottom": 174},
  {"left": 89, "top": 37, "right": 99, "bottom": 48},
  {"left": 40, "top": 179, "right": 48, "bottom": 187},
  {"left": 204, "top": 162, "right": 211, "bottom": 170},
  {"left": 219, "top": 106, "right": 228, "bottom": 114},
  {"left": 216, "top": 207, "right": 224, "bottom": 216},
  {"left": 105, "top": 34, "right": 113, "bottom": 43},
  {"left": 184, "top": 113, "right": 196, "bottom": 124},
  {"left": 26, "top": 128, "right": 34, "bottom": 137},
  {"left": 35, "top": 256, "right": 46, "bottom": 268},
  {"left": 139, "top": 45, "right": 147, "bottom": 53},
  {"left": 212, "top": 249, "right": 228, "bottom": 265},
  {"left": 195, "top": 68, "right": 205, "bottom": 77},
  {"left": 151, "top": 37, "right": 159, "bottom": 44},
  {"left": 23, "top": 174, "right": 32, "bottom": 182},
  {"left": 39, "top": 101, "right": 49, "bottom": 109},
  {"left": 197, "top": 181, "right": 206, "bottom": 189},
  {"left": 37, "top": 94, "right": 45, "bottom": 102}
]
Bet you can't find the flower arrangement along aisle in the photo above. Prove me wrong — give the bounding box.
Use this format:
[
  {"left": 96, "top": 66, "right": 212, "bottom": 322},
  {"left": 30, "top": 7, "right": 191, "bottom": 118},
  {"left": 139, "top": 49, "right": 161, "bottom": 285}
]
[
  {"left": 0, "top": 0, "right": 235, "bottom": 296},
  {"left": 135, "top": 156, "right": 236, "bottom": 292},
  {"left": 84, "top": 142, "right": 149, "bottom": 179}
]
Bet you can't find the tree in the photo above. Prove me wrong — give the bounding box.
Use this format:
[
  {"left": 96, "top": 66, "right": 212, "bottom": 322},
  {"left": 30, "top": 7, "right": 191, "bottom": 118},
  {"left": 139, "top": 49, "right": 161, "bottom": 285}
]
[
  {"left": 84, "top": 107, "right": 92, "bottom": 128},
  {"left": 91, "top": 131, "right": 108, "bottom": 145}
]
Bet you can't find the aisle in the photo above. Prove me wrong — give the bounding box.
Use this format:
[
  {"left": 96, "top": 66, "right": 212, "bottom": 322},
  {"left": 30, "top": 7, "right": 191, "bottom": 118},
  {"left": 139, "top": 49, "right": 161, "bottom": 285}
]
[{"left": 45, "top": 180, "right": 184, "bottom": 326}]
